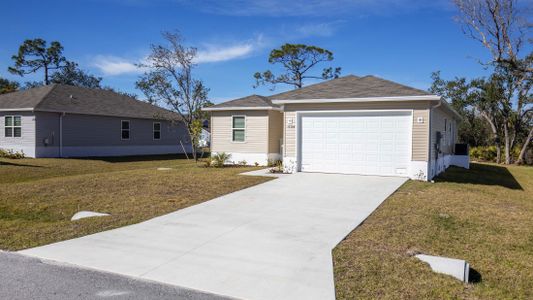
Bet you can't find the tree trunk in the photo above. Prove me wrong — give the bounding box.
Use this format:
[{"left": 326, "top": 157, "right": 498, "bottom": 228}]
[
  {"left": 44, "top": 65, "right": 49, "bottom": 85},
  {"left": 503, "top": 122, "right": 511, "bottom": 164},
  {"left": 516, "top": 127, "right": 533, "bottom": 165},
  {"left": 480, "top": 111, "right": 502, "bottom": 163}
]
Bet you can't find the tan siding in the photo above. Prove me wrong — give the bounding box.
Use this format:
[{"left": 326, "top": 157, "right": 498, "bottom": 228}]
[
  {"left": 283, "top": 101, "right": 432, "bottom": 160},
  {"left": 268, "top": 110, "right": 283, "bottom": 154},
  {"left": 211, "top": 110, "right": 268, "bottom": 153},
  {"left": 284, "top": 112, "right": 297, "bottom": 157},
  {"left": 412, "top": 109, "right": 429, "bottom": 161}
]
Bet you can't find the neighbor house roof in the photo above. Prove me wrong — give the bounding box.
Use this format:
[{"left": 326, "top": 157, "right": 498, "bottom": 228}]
[
  {"left": 204, "top": 75, "right": 438, "bottom": 111},
  {"left": 204, "top": 95, "right": 276, "bottom": 110},
  {"left": 0, "top": 84, "right": 179, "bottom": 120}
]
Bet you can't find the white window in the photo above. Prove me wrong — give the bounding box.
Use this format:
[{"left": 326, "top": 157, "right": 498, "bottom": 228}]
[
  {"left": 5, "top": 116, "right": 21, "bottom": 138},
  {"left": 121, "top": 120, "right": 130, "bottom": 140},
  {"left": 232, "top": 116, "right": 245, "bottom": 142},
  {"left": 153, "top": 122, "right": 161, "bottom": 140}
]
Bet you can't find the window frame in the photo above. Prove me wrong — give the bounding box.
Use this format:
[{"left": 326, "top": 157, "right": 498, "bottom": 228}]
[
  {"left": 231, "top": 115, "right": 246, "bottom": 143},
  {"left": 121, "top": 120, "right": 130, "bottom": 140},
  {"left": 4, "top": 115, "right": 22, "bottom": 138},
  {"left": 153, "top": 122, "right": 161, "bottom": 140}
]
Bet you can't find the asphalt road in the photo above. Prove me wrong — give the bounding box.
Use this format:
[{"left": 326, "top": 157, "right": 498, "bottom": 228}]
[{"left": 0, "top": 251, "right": 232, "bottom": 300}]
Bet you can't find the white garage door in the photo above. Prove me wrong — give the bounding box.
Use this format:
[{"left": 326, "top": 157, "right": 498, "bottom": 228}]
[{"left": 300, "top": 111, "right": 411, "bottom": 176}]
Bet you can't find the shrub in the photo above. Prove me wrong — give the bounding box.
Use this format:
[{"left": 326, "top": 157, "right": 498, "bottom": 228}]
[
  {"left": 267, "top": 159, "right": 282, "bottom": 167},
  {"left": 269, "top": 160, "right": 284, "bottom": 173},
  {"left": 237, "top": 160, "right": 248, "bottom": 167},
  {"left": 203, "top": 156, "right": 215, "bottom": 168},
  {"left": 470, "top": 146, "right": 498, "bottom": 162},
  {"left": 0, "top": 149, "right": 25, "bottom": 159},
  {"left": 212, "top": 152, "right": 231, "bottom": 167}
]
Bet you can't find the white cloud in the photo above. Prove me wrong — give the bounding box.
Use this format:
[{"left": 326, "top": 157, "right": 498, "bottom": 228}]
[
  {"left": 196, "top": 43, "right": 254, "bottom": 63},
  {"left": 92, "top": 55, "right": 145, "bottom": 76},
  {"left": 293, "top": 21, "right": 346, "bottom": 38},
  {"left": 178, "top": 0, "right": 452, "bottom": 17},
  {"left": 92, "top": 37, "right": 264, "bottom": 76}
]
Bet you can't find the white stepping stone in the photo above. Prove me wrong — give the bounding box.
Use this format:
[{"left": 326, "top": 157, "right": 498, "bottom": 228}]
[
  {"left": 157, "top": 167, "right": 172, "bottom": 171},
  {"left": 71, "top": 211, "right": 110, "bottom": 221},
  {"left": 416, "top": 254, "right": 470, "bottom": 282}
]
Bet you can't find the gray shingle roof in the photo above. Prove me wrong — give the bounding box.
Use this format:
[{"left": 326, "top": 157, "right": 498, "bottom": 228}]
[
  {"left": 208, "top": 75, "right": 432, "bottom": 109},
  {"left": 270, "top": 75, "right": 431, "bottom": 100},
  {"left": 0, "top": 84, "right": 179, "bottom": 120},
  {"left": 209, "top": 94, "right": 273, "bottom": 108}
]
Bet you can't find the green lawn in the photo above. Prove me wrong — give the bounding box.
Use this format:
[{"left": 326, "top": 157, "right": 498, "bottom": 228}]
[
  {"left": 0, "top": 156, "right": 270, "bottom": 251},
  {"left": 334, "top": 163, "right": 533, "bottom": 299}
]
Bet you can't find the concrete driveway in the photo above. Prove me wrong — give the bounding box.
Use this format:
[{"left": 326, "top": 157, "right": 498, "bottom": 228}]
[{"left": 20, "top": 172, "right": 406, "bottom": 300}]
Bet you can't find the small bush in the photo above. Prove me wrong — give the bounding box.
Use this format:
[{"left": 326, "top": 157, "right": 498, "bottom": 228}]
[
  {"left": 212, "top": 152, "right": 231, "bottom": 167},
  {"left": 267, "top": 159, "right": 282, "bottom": 167},
  {"left": 237, "top": 160, "right": 248, "bottom": 167},
  {"left": 203, "top": 156, "right": 215, "bottom": 168},
  {"left": 470, "top": 146, "right": 498, "bottom": 162},
  {"left": 269, "top": 160, "right": 284, "bottom": 173},
  {"left": 0, "top": 149, "right": 25, "bottom": 159}
]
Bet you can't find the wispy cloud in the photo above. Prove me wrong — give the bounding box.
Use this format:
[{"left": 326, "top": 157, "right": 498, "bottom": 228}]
[
  {"left": 177, "top": 0, "right": 451, "bottom": 17},
  {"left": 293, "top": 21, "right": 346, "bottom": 38},
  {"left": 196, "top": 35, "right": 265, "bottom": 63},
  {"left": 92, "top": 55, "right": 145, "bottom": 76},
  {"left": 92, "top": 36, "right": 264, "bottom": 76}
]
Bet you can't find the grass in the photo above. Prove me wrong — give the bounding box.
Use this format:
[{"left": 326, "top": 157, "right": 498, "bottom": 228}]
[
  {"left": 0, "top": 156, "right": 270, "bottom": 251},
  {"left": 333, "top": 163, "right": 533, "bottom": 299}
]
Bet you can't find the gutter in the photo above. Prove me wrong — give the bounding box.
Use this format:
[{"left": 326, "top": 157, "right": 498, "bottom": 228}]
[{"left": 271, "top": 95, "right": 441, "bottom": 105}]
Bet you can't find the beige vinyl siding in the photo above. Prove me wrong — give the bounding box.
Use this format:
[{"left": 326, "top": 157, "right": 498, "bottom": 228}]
[
  {"left": 429, "top": 106, "right": 458, "bottom": 162},
  {"left": 268, "top": 110, "right": 283, "bottom": 154},
  {"left": 211, "top": 110, "right": 269, "bottom": 153},
  {"left": 412, "top": 109, "right": 430, "bottom": 161},
  {"left": 283, "top": 101, "right": 432, "bottom": 160},
  {"left": 283, "top": 112, "right": 297, "bottom": 157}
]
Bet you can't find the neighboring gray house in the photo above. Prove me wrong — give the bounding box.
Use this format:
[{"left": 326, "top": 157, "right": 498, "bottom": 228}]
[{"left": 0, "top": 84, "right": 192, "bottom": 158}]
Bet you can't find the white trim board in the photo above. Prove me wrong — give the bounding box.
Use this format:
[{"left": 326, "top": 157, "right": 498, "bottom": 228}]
[
  {"left": 271, "top": 95, "right": 441, "bottom": 105},
  {"left": 202, "top": 106, "right": 282, "bottom": 111}
]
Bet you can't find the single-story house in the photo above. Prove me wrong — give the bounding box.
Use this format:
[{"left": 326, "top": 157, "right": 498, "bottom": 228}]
[
  {"left": 0, "top": 84, "right": 192, "bottom": 158},
  {"left": 204, "top": 75, "right": 465, "bottom": 180}
]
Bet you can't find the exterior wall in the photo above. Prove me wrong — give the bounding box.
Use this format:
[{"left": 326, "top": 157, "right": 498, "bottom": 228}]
[
  {"left": 35, "top": 112, "right": 60, "bottom": 157},
  {"left": 210, "top": 110, "right": 271, "bottom": 165},
  {"left": 268, "top": 110, "right": 283, "bottom": 156},
  {"left": 0, "top": 111, "right": 36, "bottom": 157},
  {"left": 429, "top": 105, "right": 459, "bottom": 179}
]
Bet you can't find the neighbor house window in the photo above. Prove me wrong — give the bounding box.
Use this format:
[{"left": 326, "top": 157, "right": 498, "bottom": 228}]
[
  {"left": 153, "top": 122, "right": 161, "bottom": 140},
  {"left": 232, "top": 116, "right": 245, "bottom": 142},
  {"left": 121, "top": 120, "right": 130, "bottom": 140},
  {"left": 5, "top": 116, "right": 21, "bottom": 138}
]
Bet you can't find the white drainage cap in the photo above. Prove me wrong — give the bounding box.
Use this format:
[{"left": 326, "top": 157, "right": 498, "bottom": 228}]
[
  {"left": 71, "top": 211, "right": 110, "bottom": 221},
  {"left": 416, "top": 254, "right": 470, "bottom": 282}
]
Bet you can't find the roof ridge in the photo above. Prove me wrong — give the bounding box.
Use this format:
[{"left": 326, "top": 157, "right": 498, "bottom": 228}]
[{"left": 32, "top": 84, "right": 59, "bottom": 109}]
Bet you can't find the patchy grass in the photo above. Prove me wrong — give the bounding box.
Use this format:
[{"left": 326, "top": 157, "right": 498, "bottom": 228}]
[
  {"left": 334, "top": 163, "right": 533, "bottom": 300},
  {"left": 0, "top": 156, "right": 270, "bottom": 251}
]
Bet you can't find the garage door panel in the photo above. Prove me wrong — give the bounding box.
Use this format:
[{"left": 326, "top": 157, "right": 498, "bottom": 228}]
[{"left": 300, "top": 112, "right": 411, "bottom": 177}]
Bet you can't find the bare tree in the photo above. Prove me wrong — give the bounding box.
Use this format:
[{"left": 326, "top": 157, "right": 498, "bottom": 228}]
[
  {"left": 136, "top": 31, "right": 210, "bottom": 161},
  {"left": 454, "top": 0, "right": 532, "bottom": 163}
]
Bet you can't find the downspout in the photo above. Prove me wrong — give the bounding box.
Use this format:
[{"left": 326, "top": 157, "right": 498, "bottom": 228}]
[
  {"left": 59, "top": 112, "right": 65, "bottom": 157},
  {"left": 429, "top": 99, "right": 442, "bottom": 180}
]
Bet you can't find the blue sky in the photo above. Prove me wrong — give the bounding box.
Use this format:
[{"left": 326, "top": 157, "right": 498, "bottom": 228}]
[{"left": 1, "top": 0, "right": 497, "bottom": 104}]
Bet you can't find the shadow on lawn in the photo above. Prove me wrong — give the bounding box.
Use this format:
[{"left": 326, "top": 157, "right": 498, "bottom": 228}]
[
  {"left": 0, "top": 161, "right": 44, "bottom": 168},
  {"left": 435, "top": 163, "right": 522, "bottom": 190},
  {"left": 82, "top": 153, "right": 193, "bottom": 163}
]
